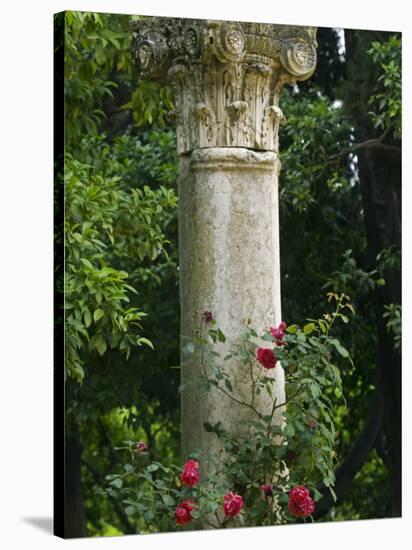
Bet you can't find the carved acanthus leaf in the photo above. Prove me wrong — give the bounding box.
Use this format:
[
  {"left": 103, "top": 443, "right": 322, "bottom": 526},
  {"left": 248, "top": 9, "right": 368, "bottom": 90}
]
[{"left": 131, "top": 17, "right": 317, "bottom": 153}]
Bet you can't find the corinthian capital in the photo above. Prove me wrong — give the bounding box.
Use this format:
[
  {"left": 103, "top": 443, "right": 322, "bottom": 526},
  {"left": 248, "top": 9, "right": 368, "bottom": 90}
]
[{"left": 131, "top": 17, "right": 317, "bottom": 154}]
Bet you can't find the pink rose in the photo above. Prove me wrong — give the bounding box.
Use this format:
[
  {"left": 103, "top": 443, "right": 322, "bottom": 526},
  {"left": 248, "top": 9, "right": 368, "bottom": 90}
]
[
  {"left": 288, "top": 486, "right": 315, "bottom": 517},
  {"left": 181, "top": 459, "right": 200, "bottom": 487},
  {"left": 270, "top": 321, "right": 287, "bottom": 346},
  {"left": 175, "top": 500, "right": 195, "bottom": 525},
  {"left": 256, "top": 347, "right": 277, "bottom": 369},
  {"left": 223, "top": 491, "right": 243, "bottom": 516},
  {"left": 134, "top": 441, "right": 148, "bottom": 453}
]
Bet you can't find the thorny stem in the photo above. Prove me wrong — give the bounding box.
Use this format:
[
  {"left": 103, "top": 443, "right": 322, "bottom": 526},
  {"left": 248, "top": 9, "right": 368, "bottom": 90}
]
[
  {"left": 197, "top": 329, "right": 264, "bottom": 418},
  {"left": 254, "top": 364, "right": 263, "bottom": 392},
  {"left": 326, "top": 294, "right": 344, "bottom": 336},
  {"left": 250, "top": 359, "right": 257, "bottom": 408},
  {"left": 270, "top": 386, "right": 308, "bottom": 413},
  {"left": 268, "top": 397, "right": 278, "bottom": 429},
  {"left": 214, "top": 382, "right": 263, "bottom": 419}
]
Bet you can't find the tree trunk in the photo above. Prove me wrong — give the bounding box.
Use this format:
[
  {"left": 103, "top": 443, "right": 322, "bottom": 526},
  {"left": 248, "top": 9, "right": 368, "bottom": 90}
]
[
  {"left": 64, "top": 426, "right": 87, "bottom": 537},
  {"left": 344, "top": 29, "right": 401, "bottom": 516}
]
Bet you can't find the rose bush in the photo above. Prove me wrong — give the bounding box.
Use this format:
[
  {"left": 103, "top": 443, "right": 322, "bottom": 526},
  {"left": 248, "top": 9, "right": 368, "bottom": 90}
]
[{"left": 104, "top": 292, "right": 351, "bottom": 532}]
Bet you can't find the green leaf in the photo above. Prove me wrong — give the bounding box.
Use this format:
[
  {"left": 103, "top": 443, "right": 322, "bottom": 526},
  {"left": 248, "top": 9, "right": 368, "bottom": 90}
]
[
  {"left": 312, "top": 488, "right": 323, "bottom": 501},
  {"left": 110, "top": 478, "right": 123, "bottom": 489},
  {"left": 162, "top": 494, "right": 175, "bottom": 507},
  {"left": 217, "top": 328, "right": 226, "bottom": 343},
  {"left": 309, "top": 383, "right": 321, "bottom": 399},
  {"left": 144, "top": 510, "right": 155, "bottom": 523},
  {"left": 287, "top": 324, "right": 298, "bottom": 334},
  {"left": 95, "top": 335, "right": 107, "bottom": 356},
  {"left": 283, "top": 423, "right": 295, "bottom": 438},
  {"left": 93, "top": 308, "right": 105, "bottom": 321},
  {"left": 330, "top": 339, "right": 349, "bottom": 358},
  {"left": 203, "top": 421, "right": 222, "bottom": 434},
  {"left": 303, "top": 322, "right": 316, "bottom": 335},
  {"left": 80, "top": 258, "right": 93, "bottom": 269},
  {"left": 84, "top": 310, "right": 92, "bottom": 328},
  {"left": 139, "top": 337, "right": 154, "bottom": 350}
]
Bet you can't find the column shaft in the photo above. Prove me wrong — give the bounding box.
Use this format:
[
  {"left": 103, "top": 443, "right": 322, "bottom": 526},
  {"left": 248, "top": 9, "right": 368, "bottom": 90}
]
[{"left": 179, "top": 147, "right": 285, "bottom": 462}]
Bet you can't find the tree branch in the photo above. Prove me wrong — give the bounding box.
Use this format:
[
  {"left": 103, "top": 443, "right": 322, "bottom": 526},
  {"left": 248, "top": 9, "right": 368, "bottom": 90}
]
[
  {"left": 328, "top": 136, "right": 400, "bottom": 161},
  {"left": 316, "top": 126, "right": 400, "bottom": 181},
  {"left": 214, "top": 381, "right": 263, "bottom": 419}
]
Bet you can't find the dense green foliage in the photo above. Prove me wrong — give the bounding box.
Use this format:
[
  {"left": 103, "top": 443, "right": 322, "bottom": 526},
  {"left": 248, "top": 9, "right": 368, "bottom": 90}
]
[
  {"left": 59, "top": 11, "right": 401, "bottom": 536},
  {"left": 368, "top": 36, "right": 402, "bottom": 139}
]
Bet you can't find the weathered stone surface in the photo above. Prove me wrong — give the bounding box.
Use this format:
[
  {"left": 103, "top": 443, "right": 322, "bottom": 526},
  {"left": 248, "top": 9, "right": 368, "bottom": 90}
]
[
  {"left": 179, "top": 148, "right": 285, "bottom": 462},
  {"left": 131, "top": 17, "right": 317, "bottom": 473},
  {"left": 132, "top": 17, "right": 317, "bottom": 153}
]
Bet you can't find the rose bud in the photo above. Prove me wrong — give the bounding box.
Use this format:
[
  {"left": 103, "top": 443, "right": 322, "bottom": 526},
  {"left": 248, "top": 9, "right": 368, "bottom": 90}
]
[
  {"left": 181, "top": 459, "right": 200, "bottom": 487},
  {"left": 134, "top": 441, "right": 148, "bottom": 453},
  {"left": 202, "top": 310, "right": 213, "bottom": 323}
]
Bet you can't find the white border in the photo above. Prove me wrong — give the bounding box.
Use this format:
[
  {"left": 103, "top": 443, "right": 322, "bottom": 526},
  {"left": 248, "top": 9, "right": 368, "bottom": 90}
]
[{"left": 0, "top": 1, "right": 409, "bottom": 549}]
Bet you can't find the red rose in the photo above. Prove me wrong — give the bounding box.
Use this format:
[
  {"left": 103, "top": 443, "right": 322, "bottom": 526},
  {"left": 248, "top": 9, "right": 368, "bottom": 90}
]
[
  {"left": 202, "top": 310, "right": 213, "bottom": 323},
  {"left": 181, "top": 459, "right": 200, "bottom": 487},
  {"left": 286, "top": 449, "right": 298, "bottom": 463},
  {"left": 256, "top": 347, "right": 277, "bottom": 369},
  {"left": 175, "top": 500, "right": 195, "bottom": 525},
  {"left": 288, "top": 486, "right": 315, "bottom": 517},
  {"left": 223, "top": 491, "right": 243, "bottom": 516}
]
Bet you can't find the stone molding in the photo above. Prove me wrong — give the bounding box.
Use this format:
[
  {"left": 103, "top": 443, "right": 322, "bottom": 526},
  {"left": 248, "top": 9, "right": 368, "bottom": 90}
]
[
  {"left": 189, "top": 148, "right": 278, "bottom": 173},
  {"left": 131, "top": 17, "right": 317, "bottom": 153}
]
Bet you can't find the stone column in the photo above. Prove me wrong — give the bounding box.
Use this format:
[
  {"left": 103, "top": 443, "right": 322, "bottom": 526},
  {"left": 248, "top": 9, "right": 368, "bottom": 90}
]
[{"left": 132, "top": 18, "right": 317, "bottom": 465}]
